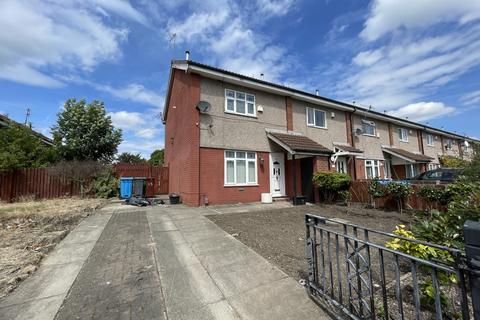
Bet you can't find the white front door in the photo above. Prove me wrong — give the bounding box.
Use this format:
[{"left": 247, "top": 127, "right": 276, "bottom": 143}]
[
  {"left": 270, "top": 153, "right": 285, "bottom": 197},
  {"left": 336, "top": 157, "right": 347, "bottom": 174}
]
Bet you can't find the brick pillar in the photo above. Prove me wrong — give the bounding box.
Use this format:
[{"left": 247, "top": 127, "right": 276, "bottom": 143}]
[
  {"left": 313, "top": 156, "right": 331, "bottom": 203},
  {"left": 285, "top": 97, "right": 293, "bottom": 131},
  {"left": 417, "top": 130, "right": 424, "bottom": 154},
  {"left": 388, "top": 123, "right": 394, "bottom": 146}
]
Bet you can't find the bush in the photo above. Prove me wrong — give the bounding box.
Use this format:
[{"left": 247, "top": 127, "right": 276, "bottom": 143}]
[
  {"left": 385, "top": 182, "right": 414, "bottom": 213},
  {"left": 438, "top": 155, "right": 468, "bottom": 168},
  {"left": 91, "top": 168, "right": 118, "bottom": 198},
  {"left": 367, "top": 178, "right": 387, "bottom": 208},
  {"left": 312, "top": 172, "right": 350, "bottom": 203}
]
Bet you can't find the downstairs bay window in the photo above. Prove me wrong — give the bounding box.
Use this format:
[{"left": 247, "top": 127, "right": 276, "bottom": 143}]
[
  {"left": 365, "top": 160, "right": 381, "bottom": 179},
  {"left": 225, "top": 150, "right": 257, "bottom": 186}
]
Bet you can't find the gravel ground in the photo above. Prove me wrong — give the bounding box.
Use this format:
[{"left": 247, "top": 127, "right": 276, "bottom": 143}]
[
  {"left": 207, "top": 203, "right": 411, "bottom": 281},
  {"left": 0, "top": 198, "right": 105, "bottom": 298}
]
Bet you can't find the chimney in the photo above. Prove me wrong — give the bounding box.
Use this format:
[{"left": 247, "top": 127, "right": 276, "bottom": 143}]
[
  {"left": 260, "top": 73, "right": 264, "bottom": 79},
  {"left": 185, "top": 50, "right": 190, "bottom": 61},
  {"left": 315, "top": 89, "right": 319, "bottom": 96}
]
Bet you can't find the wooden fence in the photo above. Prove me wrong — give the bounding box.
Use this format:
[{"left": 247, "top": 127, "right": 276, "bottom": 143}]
[
  {"left": 349, "top": 180, "right": 445, "bottom": 211},
  {"left": 0, "top": 164, "right": 169, "bottom": 202},
  {"left": 0, "top": 168, "right": 83, "bottom": 202}
]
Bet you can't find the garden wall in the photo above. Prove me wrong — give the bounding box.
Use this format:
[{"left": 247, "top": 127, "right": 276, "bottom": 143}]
[{"left": 349, "top": 180, "right": 444, "bottom": 211}]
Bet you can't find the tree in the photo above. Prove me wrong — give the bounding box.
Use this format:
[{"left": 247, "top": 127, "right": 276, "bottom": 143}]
[
  {"left": 52, "top": 99, "right": 122, "bottom": 163},
  {"left": 0, "top": 124, "right": 57, "bottom": 170},
  {"left": 148, "top": 149, "right": 164, "bottom": 166},
  {"left": 117, "top": 152, "right": 146, "bottom": 164}
]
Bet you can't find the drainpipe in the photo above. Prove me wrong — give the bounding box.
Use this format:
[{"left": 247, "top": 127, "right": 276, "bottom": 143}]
[
  {"left": 292, "top": 153, "right": 297, "bottom": 205},
  {"left": 350, "top": 107, "right": 358, "bottom": 180}
]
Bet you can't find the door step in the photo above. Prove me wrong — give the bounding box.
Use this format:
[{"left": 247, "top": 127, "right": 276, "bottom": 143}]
[{"left": 272, "top": 196, "right": 290, "bottom": 202}]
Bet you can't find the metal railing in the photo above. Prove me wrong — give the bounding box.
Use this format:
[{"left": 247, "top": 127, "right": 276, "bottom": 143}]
[{"left": 305, "top": 214, "right": 474, "bottom": 320}]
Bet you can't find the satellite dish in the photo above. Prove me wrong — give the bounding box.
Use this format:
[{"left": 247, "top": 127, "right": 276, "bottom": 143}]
[
  {"left": 196, "top": 101, "right": 211, "bottom": 113},
  {"left": 355, "top": 128, "right": 363, "bottom": 135}
]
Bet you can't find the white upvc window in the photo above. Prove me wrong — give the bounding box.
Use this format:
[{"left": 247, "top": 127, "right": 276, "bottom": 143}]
[
  {"left": 398, "top": 128, "right": 409, "bottom": 142},
  {"left": 405, "top": 164, "right": 419, "bottom": 178},
  {"left": 427, "top": 134, "right": 434, "bottom": 146},
  {"left": 445, "top": 138, "right": 454, "bottom": 150},
  {"left": 362, "top": 120, "right": 376, "bottom": 136},
  {"left": 306, "top": 107, "right": 327, "bottom": 129},
  {"left": 225, "top": 89, "right": 255, "bottom": 117},
  {"left": 365, "top": 160, "right": 381, "bottom": 179},
  {"left": 224, "top": 150, "right": 257, "bottom": 186},
  {"left": 427, "top": 163, "right": 440, "bottom": 171}
]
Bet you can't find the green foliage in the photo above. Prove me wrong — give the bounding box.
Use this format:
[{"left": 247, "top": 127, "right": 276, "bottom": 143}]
[
  {"left": 52, "top": 99, "right": 122, "bottom": 163},
  {"left": 338, "top": 190, "right": 352, "bottom": 204},
  {"left": 148, "top": 149, "right": 164, "bottom": 166},
  {"left": 462, "top": 142, "right": 480, "bottom": 182},
  {"left": 418, "top": 185, "right": 444, "bottom": 204},
  {"left": 91, "top": 168, "right": 118, "bottom": 198},
  {"left": 385, "top": 182, "right": 414, "bottom": 213},
  {"left": 367, "top": 178, "right": 387, "bottom": 200},
  {"left": 312, "top": 172, "right": 350, "bottom": 203},
  {"left": 117, "top": 152, "right": 146, "bottom": 164},
  {"left": 439, "top": 155, "right": 468, "bottom": 168},
  {"left": 0, "top": 124, "right": 57, "bottom": 170}
]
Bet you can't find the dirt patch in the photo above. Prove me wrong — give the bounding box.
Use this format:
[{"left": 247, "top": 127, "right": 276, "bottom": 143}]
[
  {"left": 207, "top": 203, "right": 411, "bottom": 281},
  {"left": 0, "top": 197, "right": 105, "bottom": 298}
]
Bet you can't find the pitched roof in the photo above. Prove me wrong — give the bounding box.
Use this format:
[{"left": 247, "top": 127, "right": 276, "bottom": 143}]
[
  {"left": 382, "top": 147, "right": 433, "bottom": 162},
  {"left": 0, "top": 114, "right": 53, "bottom": 146},
  {"left": 333, "top": 144, "right": 363, "bottom": 154},
  {"left": 167, "top": 60, "right": 477, "bottom": 142},
  {"left": 267, "top": 131, "right": 332, "bottom": 154}
]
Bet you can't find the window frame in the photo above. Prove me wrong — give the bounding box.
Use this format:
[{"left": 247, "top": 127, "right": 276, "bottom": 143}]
[
  {"left": 306, "top": 107, "right": 327, "bottom": 129},
  {"left": 365, "top": 160, "right": 381, "bottom": 179},
  {"left": 224, "top": 89, "right": 256, "bottom": 117},
  {"left": 445, "top": 138, "right": 453, "bottom": 150},
  {"left": 426, "top": 134, "right": 435, "bottom": 147},
  {"left": 224, "top": 150, "right": 258, "bottom": 186},
  {"left": 398, "top": 128, "right": 409, "bottom": 142},
  {"left": 405, "top": 164, "right": 418, "bottom": 178},
  {"left": 361, "top": 120, "right": 376, "bottom": 137}
]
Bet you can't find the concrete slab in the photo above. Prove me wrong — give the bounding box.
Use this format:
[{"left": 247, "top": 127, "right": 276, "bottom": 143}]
[
  {"left": 174, "top": 218, "right": 219, "bottom": 232},
  {"left": 228, "top": 277, "right": 329, "bottom": 320},
  {"left": 190, "top": 234, "right": 243, "bottom": 256},
  {"left": 42, "top": 241, "right": 97, "bottom": 266},
  {"left": 0, "top": 294, "right": 66, "bottom": 320},
  {"left": 196, "top": 245, "right": 262, "bottom": 272},
  {"left": 153, "top": 239, "right": 200, "bottom": 271},
  {"left": 181, "top": 227, "right": 226, "bottom": 243},
  {"left": 150, "top": 220, "right": 178, "bottom": 232},
  {"left": 0, "top": 261, "right": 83, "bottom": 308}
]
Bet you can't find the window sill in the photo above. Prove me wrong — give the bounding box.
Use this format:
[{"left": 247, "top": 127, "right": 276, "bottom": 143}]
[
  {"left": 399, "top": 140, "right": 409, "bottom": 143},
  {"left": 427, "top": 144, "right": 435, "bottom": 147},
  {"left": 224, "top": 110, "right": 257, "bottom": 118},
  {"left": 363, "top": 134, "right": 377, "bottom": 137},
  {"left": 307, "top": 124, "right": 327, "bottom": 130},
  {"left": 224, "top": 184, "right": 259, "bottom": 188}
]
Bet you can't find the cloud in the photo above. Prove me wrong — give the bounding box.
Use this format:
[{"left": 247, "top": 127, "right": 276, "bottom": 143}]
[
  {"left": 0, "top": 0, "right": 146, "bottom": 87},
  {"left": 109, "top": 111, "right": 146, "bottom": 130},
  {"left": 96, "top": 83, "right": 164, "bottom": 107},
  {"left": 361, "top": 0, "right": 480, "bottom": 41},
  {"left": 256, "top": 0, "right": 296, "bottom": 17},
  {"left": 135, "top": 128, "right": 160, "bottom": 138},
  {"left": 352, "top": 49, "right": 384, "bottom": 66},
  {"left": 118, "top": 139, "right": 164, "bottom": 158},
  {"left": 462, "top": 90, "right": 480, "bottom": 105},
  {"left": 388, "top": 102, "right": 456, "bottom": 122}
]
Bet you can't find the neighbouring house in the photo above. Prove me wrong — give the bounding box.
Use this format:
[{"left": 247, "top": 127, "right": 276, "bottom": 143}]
[
  {"left": 0, "top": 113, "right": 53, "bottom": 146},
  {"left": 162, "top": 55, "right": 476, "bottom": 206}
]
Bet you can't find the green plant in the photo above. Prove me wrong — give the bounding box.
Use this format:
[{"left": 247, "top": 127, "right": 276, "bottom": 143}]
[
  {"left": 338, "top": 190, "right": 352, "bottom": 205},
  {"left": 117, "top": 152, "right": 146, "bottom": 164},
  {"left": 367, "top": 178, "right": 386, "bottom": 208},
  {"left": 385, "top": 182, "right": 414, "bottom": 213},
  {"left": 418, "top": 185, "right": 445, "bottom": 210},
  {"left": 91, "top": 168, "right": 118, "bottom": 198},
  {"left": 312, "top": 172, "right": 350, "bottom": 203},
  {"left": 149, "top": 149, "right": 164, "bottom": 166}
]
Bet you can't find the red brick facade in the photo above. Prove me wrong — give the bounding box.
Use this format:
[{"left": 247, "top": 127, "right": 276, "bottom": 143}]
[
  {"left": 164, "top": 70, "right": 201, "bottom": 206},
  {"left": 199, "top": 148, "right": 270, "bottom": 205},
  {"left": 285, "top": 97, "right": 293, "bottom": 131}
]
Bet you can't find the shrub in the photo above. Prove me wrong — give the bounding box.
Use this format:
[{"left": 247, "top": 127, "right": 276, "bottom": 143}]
[
  {"left": 338, "top": 190, "right": 352, "bottom": 205},
  {"left": 312, "top": 172, "right": 350, "bottom": 203},
  {"left": 367, "top": 178, "right": 387, "bottom": 208},
  {"left": 91, "top": 168, "right": 118, "bottom": 198},
  {"left": 418, "top": 185, "right": 445, "bottom": 210},
  {"left": 385, "top": 181, "right": 414, "bottom": 213},
  {"left": 438, "top": 155, "right": 468, "bottom": 168}
]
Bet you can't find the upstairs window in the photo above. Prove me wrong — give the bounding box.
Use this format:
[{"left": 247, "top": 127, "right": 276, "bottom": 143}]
[
  {"left": 224, "top": 150, "right": 257, "bottom": 185},
  {"left": 398, "top": 128, "right": 409, "bottom": 142},
  {"left": 362, "top": 120, "right": 376, "bottom": 136},
  {"left": 427, "top": 134, "right": 434, "bottom": 146},
  {"left": 306, "top": 107, "right": 327, "bottom": 129},
  {"left": 445, "top": 139, "right": 454, "bottom": 150},
  {"left": 225, "top": 89, "right": 255, "bottom": 117}
]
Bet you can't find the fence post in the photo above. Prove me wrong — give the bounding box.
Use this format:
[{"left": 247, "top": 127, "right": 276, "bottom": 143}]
[{"left": 464, "top": 220, "right": 480, "bottom": 320}]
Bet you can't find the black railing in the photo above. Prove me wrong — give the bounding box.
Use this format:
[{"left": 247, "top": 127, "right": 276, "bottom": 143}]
[{"left": 305, "top": 214, "right": 474, "bottom": 320}]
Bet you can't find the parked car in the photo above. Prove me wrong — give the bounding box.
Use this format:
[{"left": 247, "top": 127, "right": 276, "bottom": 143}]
[{"left": 407, "top": 168, "right": 463, "bottom": 183}]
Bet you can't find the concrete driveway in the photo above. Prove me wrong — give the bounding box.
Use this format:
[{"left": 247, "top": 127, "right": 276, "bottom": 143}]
[{"left": 0, "top": 203, "right": 329, "bottom": 320}]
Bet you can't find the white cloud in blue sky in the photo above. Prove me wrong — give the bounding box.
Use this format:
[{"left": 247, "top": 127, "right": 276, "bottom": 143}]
[{"left": 1, "top": 0, "right": 480, "bottom": 157}]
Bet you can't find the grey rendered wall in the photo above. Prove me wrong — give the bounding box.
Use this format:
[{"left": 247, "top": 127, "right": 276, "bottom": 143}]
[
  {"left": 390, "top": 125, "right": 420, "bottom": 153},
  {"left": 422, "top": 133, "right": 443, "bottom": 164},
  {"left": 291, "top": 99, "right": 348, "bottom": 149},
  {"left": 199, "top": 77, "right": 287, "bottom": 152},
  {"left": 351, "top": 115, "right": 390, "bottom": 159}
]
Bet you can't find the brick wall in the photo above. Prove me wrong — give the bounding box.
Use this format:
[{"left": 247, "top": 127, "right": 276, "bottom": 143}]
[
  {"left": 164, "top": 70, "right": 201, "bottom": 206},
  {"left": 286, "top": 97, "right": 293, "bottom": 131},
  {"left": 355, "top": 158, "right": 366, "bottom": 180},
  {"left": 199, "top": 147, "right": 270, "bottom": 205}
]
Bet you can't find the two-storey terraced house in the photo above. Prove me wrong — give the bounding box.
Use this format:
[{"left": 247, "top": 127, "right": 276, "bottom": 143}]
[{"left": 162, "top": 57, "right": 475, "bottom": 206}]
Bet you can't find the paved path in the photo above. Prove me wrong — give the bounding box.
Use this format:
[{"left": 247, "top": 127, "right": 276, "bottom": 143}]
[{"left": 0, "top": 204, "right": 329, "bottom": 320}]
